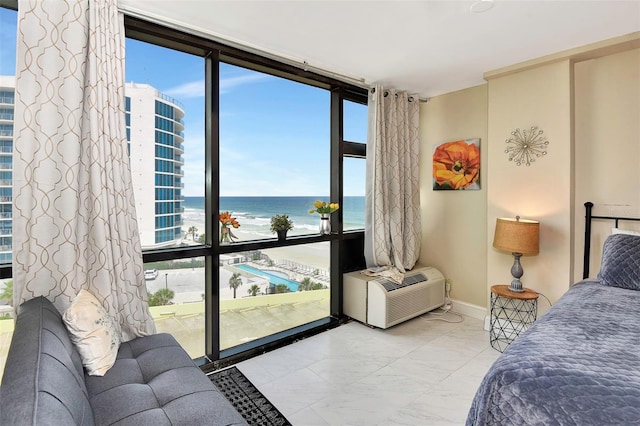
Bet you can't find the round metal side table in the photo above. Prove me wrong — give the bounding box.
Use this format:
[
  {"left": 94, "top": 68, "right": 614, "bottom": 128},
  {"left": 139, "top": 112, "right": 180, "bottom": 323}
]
[{"left": 490, "top": 285, "right": 539, "bottom": 352}]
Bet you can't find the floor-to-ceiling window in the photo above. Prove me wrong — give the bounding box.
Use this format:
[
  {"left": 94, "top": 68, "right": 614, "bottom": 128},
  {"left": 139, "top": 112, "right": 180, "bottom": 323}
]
[
  {"left": 217, "top": 63, "right": 332, "bottom": 348},
  {"left": 124, "top": 37, "right": 207, "bottom": 358},
  {"left": 0, "top": 5, "right": 16, "bottom": 380},
  {"left": 0, "top": 6, "right": 367, "bottom": 373},
  {"left": 343, "top": 99, "right": 367, "bottom": 231},
  {"left": 126, "top": 16, "right": 368, "bottom": 362}
]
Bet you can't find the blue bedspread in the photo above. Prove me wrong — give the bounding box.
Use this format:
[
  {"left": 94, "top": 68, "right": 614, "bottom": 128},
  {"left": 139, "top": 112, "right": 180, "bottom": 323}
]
[{"left": 467, "top": 280, "right": 640, "bottom": 425}]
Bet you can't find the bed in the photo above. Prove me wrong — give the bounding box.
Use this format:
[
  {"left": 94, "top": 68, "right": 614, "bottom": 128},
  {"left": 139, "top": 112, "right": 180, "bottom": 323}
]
[{"left": 466, "top": 202, "right": 640, "bottom": 426}]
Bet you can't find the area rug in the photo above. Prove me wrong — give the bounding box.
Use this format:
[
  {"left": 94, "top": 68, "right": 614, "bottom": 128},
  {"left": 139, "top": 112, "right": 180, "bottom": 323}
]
[{"left": 209, "top": 366, "right": 292, "bottom": 426}]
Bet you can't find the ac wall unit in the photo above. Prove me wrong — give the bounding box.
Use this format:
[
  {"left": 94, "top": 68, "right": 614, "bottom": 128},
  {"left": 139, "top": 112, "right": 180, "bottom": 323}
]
[{"left": 343, "top": 266, "right": 445, "bottom": 329}]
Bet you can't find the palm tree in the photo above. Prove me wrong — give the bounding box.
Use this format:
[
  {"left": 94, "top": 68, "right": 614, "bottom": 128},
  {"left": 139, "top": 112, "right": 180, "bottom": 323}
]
[
  {"left": 187, "top": 226, "right": 198, "bottom": 241},
  {"left": 275, "top": 284, "right": 289, "bottom": 294},
  {"left": 0, "top": 280, "right": 12, "bottom": 303},
  {"left": 229, "top": 273, "right": 243, "bottom": 299},
  {"left": 298, "top": 277, "right": 325, "bottom": 291},
  {"left": 247, "top": 284, "right": 260, "bottom": 296},
  {"left": 298, "top": 277, "right": 313, "bottom": 291},
  {"left": 148, "top": 288, "right": 175, "bottom": 306}
]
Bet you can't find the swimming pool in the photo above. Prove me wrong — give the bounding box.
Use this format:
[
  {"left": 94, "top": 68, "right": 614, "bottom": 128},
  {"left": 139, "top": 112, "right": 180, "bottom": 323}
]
[{"left": 236, "top": 264, "right": 299, "bottom": 292}]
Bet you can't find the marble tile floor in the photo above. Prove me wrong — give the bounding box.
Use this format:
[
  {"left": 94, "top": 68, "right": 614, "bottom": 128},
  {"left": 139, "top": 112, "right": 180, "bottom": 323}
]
[{"left": 237, "top": 311, "right": 500, "bottom": 426}]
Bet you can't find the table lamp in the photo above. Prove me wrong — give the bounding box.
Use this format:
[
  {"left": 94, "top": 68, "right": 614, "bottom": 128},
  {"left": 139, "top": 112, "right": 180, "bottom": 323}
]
[{"left": 493, "top": 216, "right": 539, "bottom": 292}]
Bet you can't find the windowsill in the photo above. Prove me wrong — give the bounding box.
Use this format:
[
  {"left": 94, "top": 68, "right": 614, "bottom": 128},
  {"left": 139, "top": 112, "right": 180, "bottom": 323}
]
[{"left": 218, "top": 233, "right": 337, "bottom": 253}]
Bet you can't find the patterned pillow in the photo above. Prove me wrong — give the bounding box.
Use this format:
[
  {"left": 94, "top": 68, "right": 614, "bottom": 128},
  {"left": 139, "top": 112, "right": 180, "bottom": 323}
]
[
  {"left": 62, "top": 289, "right": 121, "bottom": 376},
  {"left": 598, "top": 233, "right": 640, "bottom": 290}
]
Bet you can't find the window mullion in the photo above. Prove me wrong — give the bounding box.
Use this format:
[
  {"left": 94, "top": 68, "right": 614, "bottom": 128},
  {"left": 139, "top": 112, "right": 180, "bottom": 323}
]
[
  {"left": 206, "top": 50, "right": 220, "bottom": 360},
  {"left": 330, "top": 89, "right": 343, "bottom": 317}
]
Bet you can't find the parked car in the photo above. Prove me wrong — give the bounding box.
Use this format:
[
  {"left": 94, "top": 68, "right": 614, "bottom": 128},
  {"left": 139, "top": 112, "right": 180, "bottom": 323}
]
[{"left": 144, "top": 269, "right": 158, "bottom": 280}]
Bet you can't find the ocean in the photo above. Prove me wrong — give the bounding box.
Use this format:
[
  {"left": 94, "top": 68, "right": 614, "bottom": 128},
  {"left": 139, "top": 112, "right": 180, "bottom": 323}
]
[{"left": 182, "top": 196, "right": 365, "bottom": 238}]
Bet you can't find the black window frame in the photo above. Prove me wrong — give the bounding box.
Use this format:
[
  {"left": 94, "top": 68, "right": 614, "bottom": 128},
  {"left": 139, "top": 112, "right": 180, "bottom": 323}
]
[{"left": 0, "top": 6, "right": 369, "bottom": 366}]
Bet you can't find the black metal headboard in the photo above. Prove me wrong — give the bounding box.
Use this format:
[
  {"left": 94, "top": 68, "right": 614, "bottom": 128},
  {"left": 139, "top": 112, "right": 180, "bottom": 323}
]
[{"left": 583, "top": 201, "right": 640, "bottom": 279}]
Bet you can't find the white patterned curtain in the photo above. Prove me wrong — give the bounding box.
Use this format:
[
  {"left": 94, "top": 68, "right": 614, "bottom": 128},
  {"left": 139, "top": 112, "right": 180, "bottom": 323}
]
[
  {"left": 364, "top": 84, "right": 421, "bottom": 273},
  {"left": 12, "top": 0, "right": 156, "bottom": 340}
]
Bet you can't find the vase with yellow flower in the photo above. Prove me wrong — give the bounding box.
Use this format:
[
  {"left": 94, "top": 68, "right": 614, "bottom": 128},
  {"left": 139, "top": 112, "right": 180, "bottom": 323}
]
[
  {"left": 309, "top": 201, "right": 339, "bottom": 235},
  {"left": 219, "top": 211, "right": 240, "bottom": 244}
]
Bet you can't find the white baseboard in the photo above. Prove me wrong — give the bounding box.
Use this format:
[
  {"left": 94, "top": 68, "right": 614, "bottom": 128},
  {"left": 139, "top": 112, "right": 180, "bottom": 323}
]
[{"left": 450, "top": 298, "right": 487, "bottom": 321}]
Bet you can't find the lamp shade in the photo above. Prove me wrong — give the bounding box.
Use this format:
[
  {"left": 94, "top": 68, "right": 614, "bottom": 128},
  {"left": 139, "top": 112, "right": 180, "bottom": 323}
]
[{"left": 493, "top": 217, "right": 539, "bottom": 255}]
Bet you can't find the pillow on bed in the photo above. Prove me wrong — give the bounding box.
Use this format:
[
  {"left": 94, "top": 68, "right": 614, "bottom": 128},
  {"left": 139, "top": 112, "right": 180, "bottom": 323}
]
[
  {"left": 612, "top": 227, "right": 640, "bottom": 236},
  {"left": 598, "top": 233, "right": 640, "bottom": 290}
]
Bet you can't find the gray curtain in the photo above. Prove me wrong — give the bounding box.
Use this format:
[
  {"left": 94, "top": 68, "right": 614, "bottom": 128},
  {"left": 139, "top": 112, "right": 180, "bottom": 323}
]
[
  {"left": 12, "top": 0, "right": 156, "bottom": 340},
  {"left": 365, "top": 84, "right": 421, "bottom": 273}
]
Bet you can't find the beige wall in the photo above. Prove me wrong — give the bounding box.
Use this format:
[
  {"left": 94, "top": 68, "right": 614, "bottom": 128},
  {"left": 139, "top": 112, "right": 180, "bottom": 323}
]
[
  {"left": 573, "top": 48, "right": 640, "bottom": 282},
  {"left": 417, "top": 38, "right": 639, "bottom": 315},
  {"left": 419, "top": 84, "right": 488, "bottom": 308},
  {"left": 486, "top": 61, "right": 573, "bottom": 314}
]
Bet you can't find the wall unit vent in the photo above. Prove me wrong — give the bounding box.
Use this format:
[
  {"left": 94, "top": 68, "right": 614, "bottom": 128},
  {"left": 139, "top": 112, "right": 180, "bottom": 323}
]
[{"left": 343, "top": 267, "right": 445, "bottom": 329}]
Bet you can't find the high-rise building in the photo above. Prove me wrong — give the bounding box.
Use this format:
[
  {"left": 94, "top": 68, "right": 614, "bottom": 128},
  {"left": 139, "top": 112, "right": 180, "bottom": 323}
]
[
  {"left": 126, "top": 83, "right": 185, "bottom": 249},
  {"left": 0, "top": 76, "right": 14, "bottom": 264},
  {"left": 0, "top": 77, "right": 185, "bottom": 260}
]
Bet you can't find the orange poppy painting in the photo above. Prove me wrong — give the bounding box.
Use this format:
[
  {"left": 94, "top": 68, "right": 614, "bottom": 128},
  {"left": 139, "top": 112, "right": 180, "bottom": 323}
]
[{"left": 433, "top": 138, "right": 480, "bottom": 190}]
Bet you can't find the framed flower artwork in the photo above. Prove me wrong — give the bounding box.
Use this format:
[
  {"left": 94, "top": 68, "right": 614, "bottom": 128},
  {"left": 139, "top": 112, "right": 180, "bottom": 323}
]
[{"left": 433, "top": 138, "right": 480, "bottom": 190}]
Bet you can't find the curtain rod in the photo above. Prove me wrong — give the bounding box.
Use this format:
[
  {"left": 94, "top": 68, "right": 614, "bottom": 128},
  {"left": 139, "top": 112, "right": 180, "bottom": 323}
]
[
  {"left": 370, "top": 88, "right": 430, "bottom": 104},
  {"left": 119, "top": 4, "right": 370, "bottom": 90}
]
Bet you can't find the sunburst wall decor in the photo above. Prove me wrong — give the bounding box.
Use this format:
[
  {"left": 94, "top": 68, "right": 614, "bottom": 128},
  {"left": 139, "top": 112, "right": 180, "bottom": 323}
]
[{"left": 504, "top": 126, "right": 549, "bottom": 166}]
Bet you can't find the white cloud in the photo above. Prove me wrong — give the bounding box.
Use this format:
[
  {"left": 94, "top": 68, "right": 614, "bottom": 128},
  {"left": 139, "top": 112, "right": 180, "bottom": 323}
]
[
  {"left": 220, "top": 74, "right": 270, "bottom": 94},
  {"left": 164, "top": 80, "right": 204, "bottom": 99},
  {"left": 163, "top": 73, "right": 271, "bottom": 100}
]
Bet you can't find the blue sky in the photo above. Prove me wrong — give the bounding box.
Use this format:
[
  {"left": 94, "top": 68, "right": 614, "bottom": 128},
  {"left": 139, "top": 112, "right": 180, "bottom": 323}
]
[
  {"left": 1, "top": 8, "right": 367, "bottom": 197},
  {"left": 0, "top": 9, "right": 16, "bottom": 75}
]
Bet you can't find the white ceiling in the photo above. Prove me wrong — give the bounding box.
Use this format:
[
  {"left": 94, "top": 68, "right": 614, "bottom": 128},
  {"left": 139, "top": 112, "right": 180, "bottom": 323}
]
[{"left": 120, "top": 0, "right": 640, "bottom": 98}]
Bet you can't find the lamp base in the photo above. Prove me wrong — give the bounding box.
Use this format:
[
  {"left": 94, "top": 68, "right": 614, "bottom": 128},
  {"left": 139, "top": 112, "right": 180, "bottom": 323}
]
[
  {"left": 509, "top": 253, "right": 524, "bottom": 292},
  {"left": 509, "top": 278, "right": 524, "bottom": 293}
]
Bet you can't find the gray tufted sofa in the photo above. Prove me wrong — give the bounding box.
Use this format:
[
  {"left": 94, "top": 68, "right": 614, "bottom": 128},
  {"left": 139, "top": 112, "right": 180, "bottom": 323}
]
[{"left": 0, "top": 296, "right": 247, "bottom": 425}]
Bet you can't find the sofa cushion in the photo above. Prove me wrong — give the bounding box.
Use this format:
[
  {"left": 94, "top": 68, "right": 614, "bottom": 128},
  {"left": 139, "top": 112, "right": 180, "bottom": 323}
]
[
  {"left": 85, "top": 333, "right": 247, "bottom": 425},
  {"left": 63, "top": 289, "right": 121, "bottom": 376},
  {"left": 0, "top": 296, "right": 95, "bottom": 425}
]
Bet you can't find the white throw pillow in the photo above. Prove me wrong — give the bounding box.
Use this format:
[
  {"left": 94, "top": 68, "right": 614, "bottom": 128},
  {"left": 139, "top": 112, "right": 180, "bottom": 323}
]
[
  {"left": 63, "top": 289, "right": 121, "bottom": 376},
  {"left": 612, "top": 227, "right": 640, "bottom": 237}
]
